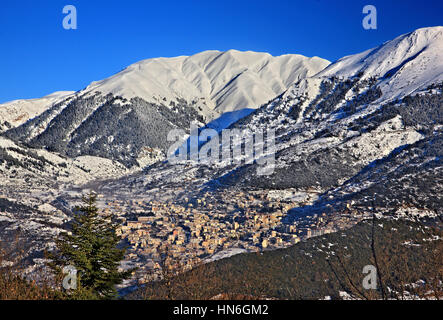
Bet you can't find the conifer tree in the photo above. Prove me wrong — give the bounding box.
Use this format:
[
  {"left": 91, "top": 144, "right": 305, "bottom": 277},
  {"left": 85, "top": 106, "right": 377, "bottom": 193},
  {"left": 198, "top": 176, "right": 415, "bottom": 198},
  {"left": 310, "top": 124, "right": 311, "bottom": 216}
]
[{"left": 48, "top": 193, "right": 133, "bottom": 299}]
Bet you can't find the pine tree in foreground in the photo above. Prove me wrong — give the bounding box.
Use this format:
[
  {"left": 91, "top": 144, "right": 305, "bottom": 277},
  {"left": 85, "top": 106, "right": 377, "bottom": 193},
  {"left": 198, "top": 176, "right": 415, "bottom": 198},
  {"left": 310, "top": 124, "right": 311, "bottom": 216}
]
[{"left": 48, "top": 193, "right": 133, "bottom": 299}]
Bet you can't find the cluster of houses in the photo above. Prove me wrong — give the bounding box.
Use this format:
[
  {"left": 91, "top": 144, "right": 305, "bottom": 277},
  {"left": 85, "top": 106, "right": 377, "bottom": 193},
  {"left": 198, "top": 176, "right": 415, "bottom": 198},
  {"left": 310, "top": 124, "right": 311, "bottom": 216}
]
[{"left": 98, "top": 189, "right": 366, "bottom": 280}]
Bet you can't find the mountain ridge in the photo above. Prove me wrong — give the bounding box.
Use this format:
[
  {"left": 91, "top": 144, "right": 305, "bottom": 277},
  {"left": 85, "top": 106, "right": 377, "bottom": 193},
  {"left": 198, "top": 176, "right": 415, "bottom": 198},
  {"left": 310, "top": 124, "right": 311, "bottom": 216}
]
[
  {"left": 316, "top": 26, "right": 443, "bottom": 101},
  {"left": 0, "top": 26, "right": 441, "bottom": 287},
  {"left": 83, "top": 49, "right": 330, "bottom": 118}
]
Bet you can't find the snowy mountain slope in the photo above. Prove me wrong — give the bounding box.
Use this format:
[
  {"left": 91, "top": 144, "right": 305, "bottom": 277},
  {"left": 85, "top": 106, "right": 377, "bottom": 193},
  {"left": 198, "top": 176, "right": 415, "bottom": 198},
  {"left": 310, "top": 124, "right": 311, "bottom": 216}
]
[
  {"left": 0, "top": 91, "right": 75, "bottom": 132},
  {"left": 316, "top": 26, "right": 443, "bottom": 101},
  {"left": 4, "top": 92, "right": 206, "bottom": 167},
  {"left": 322, "top": 133, "right": 443, "bottom": 215},
  {"left": 0, "top": 134, "right": 142, "bottom": 266},
  {"left": 113, "top": 27, "right": 443, "bottom": 218},
  {"left": 221, "top": 83, "right": 440, "bottom": 187},
  {"left": 3, "top": 51, "right": 329, "bottom": 167},
  {"left": 185, "top": 28, "right": 443, "bottom": 221},
  {"left": 0, "top": 27, "right": 442, "bottom": 280},
  {"left": 221, "top": 27, "right": 443, "bottom": 144},
  {"left": 102, "top": 83, "right": 441, "bottom": 202},
  {"left": 0, "top": 135, "right": 131, "bottom": 188},
  {"left": 83, "top": 50, "right": 329, "bottom": 118}
]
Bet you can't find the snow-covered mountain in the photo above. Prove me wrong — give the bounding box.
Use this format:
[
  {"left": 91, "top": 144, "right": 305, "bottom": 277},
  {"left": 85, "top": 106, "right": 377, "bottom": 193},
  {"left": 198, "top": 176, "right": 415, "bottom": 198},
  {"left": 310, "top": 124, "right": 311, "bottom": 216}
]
[
  {"left": 317, "top": 26, "right": 443, "bottom": 100},
  {"left": 0, "top": 27, "right": 441, "bottom": 275},
  {"left": 104, "top": 27, "right": 442, "bottom": 216},
  {"left": 0, "top": 91, "right": 75, "bottom": 132},
  {"left": 83, "top": 50, "right": 329, "bottom": 118},
  {"left": 2, "top": 50, "right": 329, "bottom": 167},
  {"left": 205, "top": 27, "right": 443, "bottom": 216},
  {"left": 2, "top": 27, "right": 441, "bottom": 171}
]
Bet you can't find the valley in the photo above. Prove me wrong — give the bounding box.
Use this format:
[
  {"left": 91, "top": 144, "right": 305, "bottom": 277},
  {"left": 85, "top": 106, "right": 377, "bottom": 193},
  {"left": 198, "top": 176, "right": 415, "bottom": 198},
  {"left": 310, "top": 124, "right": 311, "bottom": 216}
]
[{"left": 0, "top": 26, "right": 442, "bottom": 298}]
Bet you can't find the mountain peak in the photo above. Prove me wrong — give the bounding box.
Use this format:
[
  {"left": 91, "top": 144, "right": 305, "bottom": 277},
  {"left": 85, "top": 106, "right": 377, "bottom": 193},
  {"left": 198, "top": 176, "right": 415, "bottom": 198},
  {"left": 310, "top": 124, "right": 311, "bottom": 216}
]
[
  {"left": 316, "top": 26, "right": 443, "bottom": 100},
  {"left": 84, "top": 50, "right": 330, "bottom": 118},
  {"left": 407, "top": 25, "right": 443, "bottom": 39}
]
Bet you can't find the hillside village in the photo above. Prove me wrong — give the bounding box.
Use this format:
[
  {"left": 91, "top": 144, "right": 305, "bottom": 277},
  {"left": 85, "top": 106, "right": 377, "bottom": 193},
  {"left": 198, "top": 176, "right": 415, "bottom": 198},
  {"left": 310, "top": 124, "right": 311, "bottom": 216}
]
[
  {"left": 94, "top": 188, "right": 368, "bottom": 281},
  {"left": 0, "top": 23, "right": 441, "bottom": 301}
]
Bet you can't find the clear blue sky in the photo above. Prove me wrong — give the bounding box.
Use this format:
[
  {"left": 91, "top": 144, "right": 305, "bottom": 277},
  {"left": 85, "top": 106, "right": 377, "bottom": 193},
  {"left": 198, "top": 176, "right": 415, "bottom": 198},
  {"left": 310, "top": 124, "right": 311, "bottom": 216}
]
[{"left": 0, "top": 0, "right": 442, "bottom": 103}]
